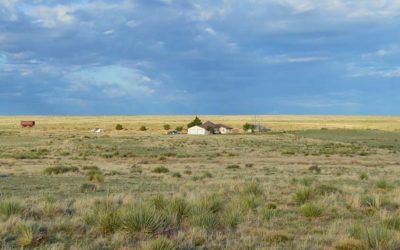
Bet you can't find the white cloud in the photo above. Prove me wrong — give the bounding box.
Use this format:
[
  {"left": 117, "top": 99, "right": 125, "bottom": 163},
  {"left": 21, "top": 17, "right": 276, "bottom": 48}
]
[
  {"left": 103, "top": 29, "right": 114, "bottom": 35},
  {"left": 204, "top": 27, "right": 217, "bottom": 35},
  {"left": 27, "top": 5, "right": 75, "bottom": 28},
  {"left": 265, "top": 54, "right": 328, "bottom": 64},
  {"left": 68, "top": 65, "right": 158, "bottom": 98},
  {"left": 347, "top": 64, "right": 400, "bottom": 78},
  {"left": 126, "top": 20, "right": 140, "bottom": 28}
]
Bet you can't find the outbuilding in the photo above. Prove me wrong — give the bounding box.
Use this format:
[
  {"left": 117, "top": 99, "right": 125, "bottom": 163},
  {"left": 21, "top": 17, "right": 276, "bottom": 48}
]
[{"left": 20, "top": 121, "right": 35, "bottom": 128}]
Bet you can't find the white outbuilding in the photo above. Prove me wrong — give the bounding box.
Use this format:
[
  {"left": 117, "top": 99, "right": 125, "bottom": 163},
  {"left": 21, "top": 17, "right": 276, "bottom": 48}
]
[{"left": 188, "top": 125, "right": 210, "bottom": 135}]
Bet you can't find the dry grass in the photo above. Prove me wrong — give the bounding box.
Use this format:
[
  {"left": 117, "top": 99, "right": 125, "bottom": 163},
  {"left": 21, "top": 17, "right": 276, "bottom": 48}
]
[{"left": 0, "top": 116, "right": 400, "bottom": 248}]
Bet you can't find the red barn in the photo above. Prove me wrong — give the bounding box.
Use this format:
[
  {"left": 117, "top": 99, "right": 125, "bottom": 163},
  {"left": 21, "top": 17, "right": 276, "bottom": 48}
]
[{"left": 20, "top": 121, "right": 35, "bottom": 128}]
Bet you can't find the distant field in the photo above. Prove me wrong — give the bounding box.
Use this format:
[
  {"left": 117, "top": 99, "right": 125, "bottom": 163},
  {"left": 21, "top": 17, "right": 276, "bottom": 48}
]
[
  {"left": 1, "top": 116, "right": 400, "bottom": 249},
  {"left": 0, "top": 115, "right": 399, "bottom": 133}
]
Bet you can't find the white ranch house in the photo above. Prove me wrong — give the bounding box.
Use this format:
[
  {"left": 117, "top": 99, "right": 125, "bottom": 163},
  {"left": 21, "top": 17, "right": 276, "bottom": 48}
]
[{"left": 188, "top": 121, "right": 233, "bottom": 135}]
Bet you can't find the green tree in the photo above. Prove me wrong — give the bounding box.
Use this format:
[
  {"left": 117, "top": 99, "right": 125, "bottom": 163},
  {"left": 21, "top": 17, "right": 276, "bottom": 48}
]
[
  {"left": 187, "top": 116, "right": 202, "bottom": 128},
  {"left": 115, "top": 124, "right": 123, "bottom": 130},
  {"left": 243, "top": 123, "right": 255, "bottom": 133},
  {"left": 163, "top": 124, "right": 171, "bottom": 130}
]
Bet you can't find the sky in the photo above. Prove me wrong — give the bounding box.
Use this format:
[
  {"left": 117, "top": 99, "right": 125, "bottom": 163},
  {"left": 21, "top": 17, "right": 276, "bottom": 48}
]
[{"left": 0, "top": 0, "right": 400, "bottom": 115}]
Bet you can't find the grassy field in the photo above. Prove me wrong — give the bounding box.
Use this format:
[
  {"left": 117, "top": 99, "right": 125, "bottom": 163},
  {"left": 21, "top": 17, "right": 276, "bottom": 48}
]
[{"left": 1, "top": 116, "right": 400, "bottom": 249}]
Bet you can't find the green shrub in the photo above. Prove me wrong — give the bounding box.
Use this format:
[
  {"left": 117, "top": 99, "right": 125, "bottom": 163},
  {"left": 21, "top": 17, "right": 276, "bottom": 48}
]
[
  {"left": 163, "top": 124, "right": 171, "bottom": 130},
  {"left": 315, "top": 184, "right": 341, "bottom": 195},
  {"left": 172, "top": 172, "right": 181, "bottom": 178},
  {"left": 139, "top": 126, "right": 147, "bottom": 131},
  {"left": 175, "top": 126, "right": 183, "bottom": 132},
  {"left": 245, "top": 163, "right": 254, "bottom": 168},
  {"left": 0, "top": 199, "right": 22, "bottom": 218},
  {"left": 299, "top": 203, "right": 323, "bottom": 217},
  {"left": 115, "top": 124, "right": 123, "bottom": 130},
  {"left": 153, "top": 166, "right": 169, "bottom": 173},
  {"left": 294, "top": 188, "right": 313, "bottom": 204},
  {"left": 121, "top": 206, "right": 169, "bottom": 234},
  {"left": 360, "top": 172, "right": 368, "bottom": 180},
  {"left": 44, "top": 166, "right": 79, "bottom": 175},
  {"left": 226, "top": 164, "right": 240, "bottom": 170},
  {"left": 376, "top": 179, "right": 392, "bottom": 190},
  {"left": 202, "top": 171, "right": 213, "bottom": 178}
]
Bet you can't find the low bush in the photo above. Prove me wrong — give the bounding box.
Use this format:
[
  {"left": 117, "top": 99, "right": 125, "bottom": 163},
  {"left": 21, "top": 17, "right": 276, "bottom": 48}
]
[
  {"left": 226, "top": 164, "right": 240, "bottom": 170},
  {"left": 44, "top": 166, "right": 79, "bottom": 175},
  {"left": 115, "top": 124, "right": 123, "bottom": 130},
  {"left": 153, "top": 166, "right": 169, "bottom": 174}
]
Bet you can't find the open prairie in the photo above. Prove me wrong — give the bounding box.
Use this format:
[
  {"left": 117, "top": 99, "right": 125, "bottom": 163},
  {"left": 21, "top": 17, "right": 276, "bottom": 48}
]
[{"left": 1, "top": 116, "right": 400, "bottom": 249}]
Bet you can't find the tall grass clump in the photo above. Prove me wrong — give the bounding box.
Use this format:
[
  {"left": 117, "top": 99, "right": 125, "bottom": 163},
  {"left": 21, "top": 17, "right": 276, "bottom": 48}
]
[
  {"left": 351, "top": 224, "right": 395, "bottom": 249},
  {"left": 384, "top": 215, "right": 400, "bottom": 231},
  {"left": 0, "top": 199, "right": 22, "bottom": 218},
  {"left": 142, "top": 237, "right": 176, "bottom": 250},
  {"left": 84, "top": 201, "right": 121, "bottom": 234},
  {"left": 17, "top": 224, "right": 48, "bottom": 248},
  {"left": 376, "top": 179, "right": 392, "bottom": 190},
  {"left": 199, "top": 194, "right": 225, "bottom": 214},
  {"left": 121, "top": 205, "right": 169, "bottom": 235},
  {"left": 359, "top": 195, "right": 380, "bottom": 209},
  {"left": 299, "top": 203, "right": 323, "bottom": 218},
  {"left": 241, "top": 182, "right": 264, "bottom": 196},
  {"left": 293, "top": 188, "right": 313, "bottom": 204}
]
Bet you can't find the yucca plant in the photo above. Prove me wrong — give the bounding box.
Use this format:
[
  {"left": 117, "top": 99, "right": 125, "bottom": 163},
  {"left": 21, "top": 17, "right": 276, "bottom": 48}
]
[
  {"left": 167, "top": 197, "right": 191, "bottom": 224},
  {"left": 121, "top": 205, "right": 169, "bottom": 235},
  {"left": 189, "top": 206, "right": 220, "bottom": 231}
]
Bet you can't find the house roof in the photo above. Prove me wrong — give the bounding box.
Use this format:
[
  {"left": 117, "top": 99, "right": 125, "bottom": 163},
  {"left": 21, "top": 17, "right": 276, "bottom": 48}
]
[
  {"left": 200, "top": 121, "right": 218, "bottom": 129},
  {"left": 199, "top": 121, "right": 232, "bottom": 129},
  {"left": 216, "top": 124, "right": 233, "bottom": 129}
]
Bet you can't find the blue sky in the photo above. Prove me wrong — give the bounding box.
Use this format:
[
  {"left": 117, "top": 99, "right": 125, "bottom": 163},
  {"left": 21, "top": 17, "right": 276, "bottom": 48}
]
[{"left": 1, "top": 0, "right": 400, "bottom": 115}]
